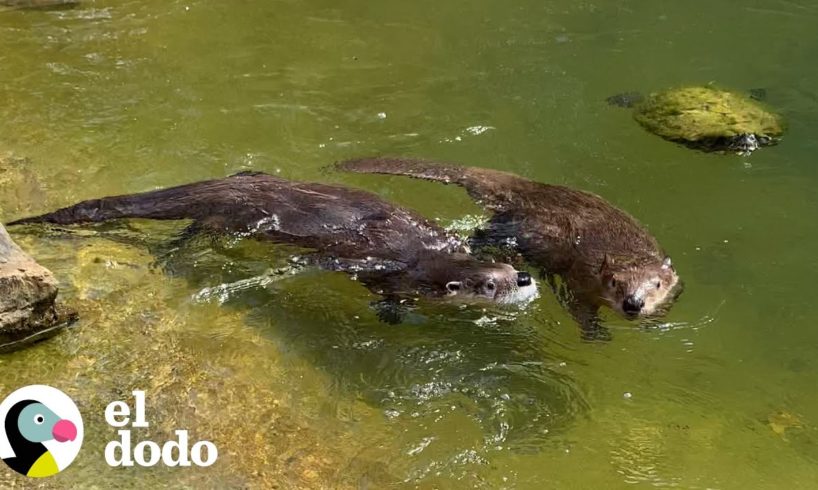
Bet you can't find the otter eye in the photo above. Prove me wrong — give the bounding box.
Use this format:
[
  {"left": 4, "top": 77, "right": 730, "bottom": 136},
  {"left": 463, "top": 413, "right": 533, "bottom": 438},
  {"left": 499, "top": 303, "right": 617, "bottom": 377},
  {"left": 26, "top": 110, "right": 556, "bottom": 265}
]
[
  {"left": 608, "top": 278, "right": 617, "bottom": 288},
  {"left": 485, "top": 281, "right": 496, "bottom": 292},
  {"left": 655, "top": 281, "right": 661, "bottom": 289},
  {"left": 34, "top": 414, "right": 45, "bottom": 425}
]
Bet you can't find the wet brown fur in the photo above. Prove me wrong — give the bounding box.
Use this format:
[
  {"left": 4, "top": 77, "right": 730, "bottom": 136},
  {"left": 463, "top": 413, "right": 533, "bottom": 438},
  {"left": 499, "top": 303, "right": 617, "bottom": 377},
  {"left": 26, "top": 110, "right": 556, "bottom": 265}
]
[
  {"left": 7, "top": 172, "right": 536, "bottom": 307},
  {"left": 338, "top": 157, "right": 680, "bottom": 331}
]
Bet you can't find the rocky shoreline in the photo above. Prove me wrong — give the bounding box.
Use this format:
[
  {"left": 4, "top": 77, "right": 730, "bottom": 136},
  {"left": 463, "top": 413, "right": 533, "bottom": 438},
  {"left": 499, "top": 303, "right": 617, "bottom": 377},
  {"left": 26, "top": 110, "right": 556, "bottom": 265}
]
[{"left": 0, "top": 223, "right": 76, "bottom": 353}]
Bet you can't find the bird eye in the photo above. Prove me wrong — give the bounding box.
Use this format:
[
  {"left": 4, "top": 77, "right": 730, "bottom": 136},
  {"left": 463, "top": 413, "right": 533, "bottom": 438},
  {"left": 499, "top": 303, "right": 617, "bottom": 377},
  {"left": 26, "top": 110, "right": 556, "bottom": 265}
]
[
  {"left": 655, "top": 281, "right": 662, "bottom": 289},
  {"left": 609, "top": 278, "right": 617, "bottom": 288},
  {"left": 34, "top": 414, "right": 45, "bottom": 425}
]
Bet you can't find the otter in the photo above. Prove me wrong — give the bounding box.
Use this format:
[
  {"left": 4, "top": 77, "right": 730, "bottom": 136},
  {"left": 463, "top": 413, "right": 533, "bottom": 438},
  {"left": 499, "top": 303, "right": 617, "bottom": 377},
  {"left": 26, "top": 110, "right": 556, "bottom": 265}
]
[
  {"left": 338, "top": 158, "right": 681, "bottom": 334},
  {"left": 7, "top": 172, "right": 537, "bottom": 320}
]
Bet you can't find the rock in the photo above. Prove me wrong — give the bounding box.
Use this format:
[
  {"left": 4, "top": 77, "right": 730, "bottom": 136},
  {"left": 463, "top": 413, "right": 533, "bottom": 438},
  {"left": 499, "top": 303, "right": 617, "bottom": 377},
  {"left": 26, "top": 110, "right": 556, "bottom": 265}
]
[
  {"left": 0, "top": 223, "right": 76, "bottom": 353},
  {"left": 609, "top": 85, "right": 784, "bottom": 155},
  {"left": 0, "top": 0, "right": 80, "bottom": 10}
]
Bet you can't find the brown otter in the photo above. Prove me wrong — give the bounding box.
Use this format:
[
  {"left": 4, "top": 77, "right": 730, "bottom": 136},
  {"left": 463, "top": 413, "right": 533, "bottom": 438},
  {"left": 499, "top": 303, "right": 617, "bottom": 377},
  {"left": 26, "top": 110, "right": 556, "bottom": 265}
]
[
  {"left": 7, "top": 172, "right": 538, "bottom": 319},
  {"left": 338, "top": 158, "right": 681, "bottom": 333}
]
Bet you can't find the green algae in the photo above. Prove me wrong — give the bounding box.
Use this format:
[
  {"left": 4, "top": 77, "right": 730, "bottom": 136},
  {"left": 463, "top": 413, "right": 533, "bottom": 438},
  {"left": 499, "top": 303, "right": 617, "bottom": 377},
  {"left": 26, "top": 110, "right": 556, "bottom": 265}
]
[{"left": 632, "top": 86, "right": 784, "bottom": 150}]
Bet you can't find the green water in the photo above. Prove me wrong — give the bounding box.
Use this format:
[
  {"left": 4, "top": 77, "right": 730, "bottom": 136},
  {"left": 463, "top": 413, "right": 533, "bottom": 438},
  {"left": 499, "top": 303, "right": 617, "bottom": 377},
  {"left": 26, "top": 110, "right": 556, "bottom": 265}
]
[{"left": 1, "top": 0, "right": 818, "bottom": 488}]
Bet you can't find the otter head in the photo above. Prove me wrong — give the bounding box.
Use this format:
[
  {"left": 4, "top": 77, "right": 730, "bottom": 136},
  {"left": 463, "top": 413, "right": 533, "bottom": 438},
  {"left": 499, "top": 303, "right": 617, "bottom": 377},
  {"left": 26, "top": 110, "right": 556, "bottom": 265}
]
[
  {"left": 599, "top": 255, "right": 680, "bottom": 318},
  {"left": 433, "top": 255, "right": 538, "bottom": 304}
]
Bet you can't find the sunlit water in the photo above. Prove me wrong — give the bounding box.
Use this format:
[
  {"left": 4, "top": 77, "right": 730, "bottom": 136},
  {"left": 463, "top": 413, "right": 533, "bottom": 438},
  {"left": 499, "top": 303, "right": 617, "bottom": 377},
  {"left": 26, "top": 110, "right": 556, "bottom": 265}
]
[{"left": 1, "top": 0, "right": 818, "bottom": 488}]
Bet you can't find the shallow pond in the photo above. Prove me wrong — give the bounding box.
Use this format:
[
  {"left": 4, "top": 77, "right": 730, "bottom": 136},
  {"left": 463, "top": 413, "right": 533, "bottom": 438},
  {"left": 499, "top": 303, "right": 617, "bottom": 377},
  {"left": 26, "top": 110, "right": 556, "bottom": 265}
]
[{"left": 2, "top": 0, "right": 818, "bottom": 488}]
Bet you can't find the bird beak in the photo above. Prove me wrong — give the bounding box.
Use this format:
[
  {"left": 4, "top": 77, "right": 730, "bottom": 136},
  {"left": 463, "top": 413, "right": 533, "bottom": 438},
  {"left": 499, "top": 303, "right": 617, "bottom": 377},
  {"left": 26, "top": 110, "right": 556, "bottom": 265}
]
[{"left": 52, "top": 419, "right": 77, "bottom": 443}]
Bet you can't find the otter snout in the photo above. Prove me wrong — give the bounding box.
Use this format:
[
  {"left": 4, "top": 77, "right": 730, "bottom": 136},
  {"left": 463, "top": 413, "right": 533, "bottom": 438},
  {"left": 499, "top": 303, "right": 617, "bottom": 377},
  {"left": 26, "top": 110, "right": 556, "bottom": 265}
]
[
  {"left": 622, "top": 295, "right": 644, "bottom": 315},
  {"left": 516, "top": 272, "right": 532, "bottom": 287}
]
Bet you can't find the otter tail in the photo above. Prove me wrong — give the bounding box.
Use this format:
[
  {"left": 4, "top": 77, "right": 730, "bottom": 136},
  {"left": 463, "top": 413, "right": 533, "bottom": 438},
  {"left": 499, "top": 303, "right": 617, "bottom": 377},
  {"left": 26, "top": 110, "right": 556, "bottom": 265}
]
[
  {"left": 336, "top": 157, "right": 523, "bottom": 208},
  {"left": 6, "top": 177, "right": 243, "bottom": 227}
]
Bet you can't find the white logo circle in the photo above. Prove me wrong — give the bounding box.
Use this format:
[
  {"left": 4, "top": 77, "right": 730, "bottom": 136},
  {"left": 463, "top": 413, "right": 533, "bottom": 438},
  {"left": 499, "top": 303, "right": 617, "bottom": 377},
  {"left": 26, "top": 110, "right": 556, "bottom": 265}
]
[{"left": 0, "top": 385, "right": 83, "bottom": 478}]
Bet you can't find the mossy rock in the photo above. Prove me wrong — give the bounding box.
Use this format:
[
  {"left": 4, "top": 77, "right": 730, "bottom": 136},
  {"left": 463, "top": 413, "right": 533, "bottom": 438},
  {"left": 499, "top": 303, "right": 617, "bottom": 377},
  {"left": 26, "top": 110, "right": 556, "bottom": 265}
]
[
  {"left": 0, "top": 0, "right": 79, "bottom": 10},
  {"left": 609, "top": 86, "right": 785, "bottom": 155}
]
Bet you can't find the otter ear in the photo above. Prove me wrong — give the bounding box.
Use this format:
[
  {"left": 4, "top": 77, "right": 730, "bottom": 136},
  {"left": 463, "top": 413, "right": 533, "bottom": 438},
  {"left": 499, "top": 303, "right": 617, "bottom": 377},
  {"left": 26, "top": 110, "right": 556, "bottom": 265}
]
[
  {"left": 602, "top": 271, "right": 615, "bottom": 288},
  {"left": 446, "top": 281, "right": 462, "bottom": 294},
  {"left": 662, "top": 257, "right": 672, "bottom": 270},
  {"left": 599, "top": 254, "right": 615, "bottom": 274}
]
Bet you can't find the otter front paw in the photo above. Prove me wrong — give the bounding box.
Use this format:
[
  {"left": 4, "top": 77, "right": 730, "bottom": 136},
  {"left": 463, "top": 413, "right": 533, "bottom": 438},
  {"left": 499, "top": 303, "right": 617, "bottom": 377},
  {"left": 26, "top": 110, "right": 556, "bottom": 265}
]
[
  {"left": 370, "top": 299, "right": 427, "bottom": 325},
  {"left": 580, "top": 323, "right": 613, "bottom": 342}
]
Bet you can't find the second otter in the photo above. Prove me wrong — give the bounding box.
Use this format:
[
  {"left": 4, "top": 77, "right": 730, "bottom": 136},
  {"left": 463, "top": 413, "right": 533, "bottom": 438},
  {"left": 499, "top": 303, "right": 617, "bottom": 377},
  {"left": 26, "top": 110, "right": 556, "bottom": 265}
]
[{"left": 8, "top": 172, "right": 537, "bottom": 313}]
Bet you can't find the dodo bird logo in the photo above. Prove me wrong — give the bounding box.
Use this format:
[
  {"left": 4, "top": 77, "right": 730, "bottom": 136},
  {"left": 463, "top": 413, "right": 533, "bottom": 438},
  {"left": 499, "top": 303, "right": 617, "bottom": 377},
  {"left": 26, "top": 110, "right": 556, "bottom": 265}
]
[{"left": 0, "top": 385, "right": 83, "bottom": 478}]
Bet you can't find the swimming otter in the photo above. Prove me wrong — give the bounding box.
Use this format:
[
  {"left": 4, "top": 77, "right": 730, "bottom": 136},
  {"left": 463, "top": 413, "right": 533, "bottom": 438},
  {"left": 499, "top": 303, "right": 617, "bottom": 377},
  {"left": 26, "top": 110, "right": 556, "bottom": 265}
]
[
  {"left": 338, "top": 158, "right": 680, "bottom": 332},
  {"left": 8, "top": 172, "right": 537, "bottom": 316}
]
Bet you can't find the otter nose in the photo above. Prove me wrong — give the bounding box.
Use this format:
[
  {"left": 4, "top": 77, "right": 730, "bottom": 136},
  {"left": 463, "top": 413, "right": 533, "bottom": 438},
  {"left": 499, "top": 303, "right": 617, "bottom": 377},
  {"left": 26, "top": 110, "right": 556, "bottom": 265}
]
[
  {"left": 622, "top": 295, "right": 644, "bottom": 315},
  {"left": 516, "top": 272, "right": 532, "bottom": 287}
]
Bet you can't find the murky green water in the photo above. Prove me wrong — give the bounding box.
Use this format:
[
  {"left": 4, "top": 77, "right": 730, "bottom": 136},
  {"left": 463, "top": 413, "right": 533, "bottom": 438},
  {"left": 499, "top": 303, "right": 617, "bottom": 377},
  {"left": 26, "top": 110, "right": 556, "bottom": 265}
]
[{"left": 1, "top": 0, "right": 818, "bottom": 488}]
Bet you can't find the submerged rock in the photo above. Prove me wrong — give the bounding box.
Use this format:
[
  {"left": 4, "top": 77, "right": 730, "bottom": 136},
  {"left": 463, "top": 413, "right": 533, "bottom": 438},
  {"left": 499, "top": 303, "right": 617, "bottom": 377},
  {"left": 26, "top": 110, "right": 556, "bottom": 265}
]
[
  {"left": 0, "top": 223, "right": 75, "bottom": 353},
  {"left": 0, "top": 0, "right": 80, "bottom": 10},
  {"left": 0, "top": 155, "right": 46, "bottom": 216}
]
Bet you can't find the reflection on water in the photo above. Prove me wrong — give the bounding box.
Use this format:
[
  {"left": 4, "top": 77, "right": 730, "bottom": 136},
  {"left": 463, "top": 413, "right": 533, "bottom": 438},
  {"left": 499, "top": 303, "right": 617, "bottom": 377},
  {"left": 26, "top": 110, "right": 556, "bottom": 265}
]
[{"left": 2, "top": 0, "right": 818, "bottom": 488}]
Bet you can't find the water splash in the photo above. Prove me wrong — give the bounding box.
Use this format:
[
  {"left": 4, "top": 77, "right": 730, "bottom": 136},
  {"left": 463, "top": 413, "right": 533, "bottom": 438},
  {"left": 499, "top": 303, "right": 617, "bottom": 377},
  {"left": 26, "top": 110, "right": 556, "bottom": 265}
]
[{"left": 192, "top": 266, "right": 302, "bottom": 305}]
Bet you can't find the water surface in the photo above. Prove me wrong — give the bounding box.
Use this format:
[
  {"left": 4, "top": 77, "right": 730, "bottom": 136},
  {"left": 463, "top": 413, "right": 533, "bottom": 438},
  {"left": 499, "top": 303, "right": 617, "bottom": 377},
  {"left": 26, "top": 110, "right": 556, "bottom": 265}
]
[{"left": 1, "top": 0, "right": 818, "bottom": 487}]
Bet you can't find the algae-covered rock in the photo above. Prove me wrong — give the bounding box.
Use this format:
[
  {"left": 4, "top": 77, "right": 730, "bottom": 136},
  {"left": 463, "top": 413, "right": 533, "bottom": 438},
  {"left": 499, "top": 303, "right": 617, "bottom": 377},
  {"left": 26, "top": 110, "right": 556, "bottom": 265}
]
[
  {"left": 0, "top": 224, "right": 76, "bottom": 352},
  {"left": 768, "top": 410, "right": 803, "bottom": 439},
  {"left": 609, "top": 86, "right": 785, "bottom": 155},
  {"left": 0, "top": 0, "right": 79, "bottom": 10}
]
